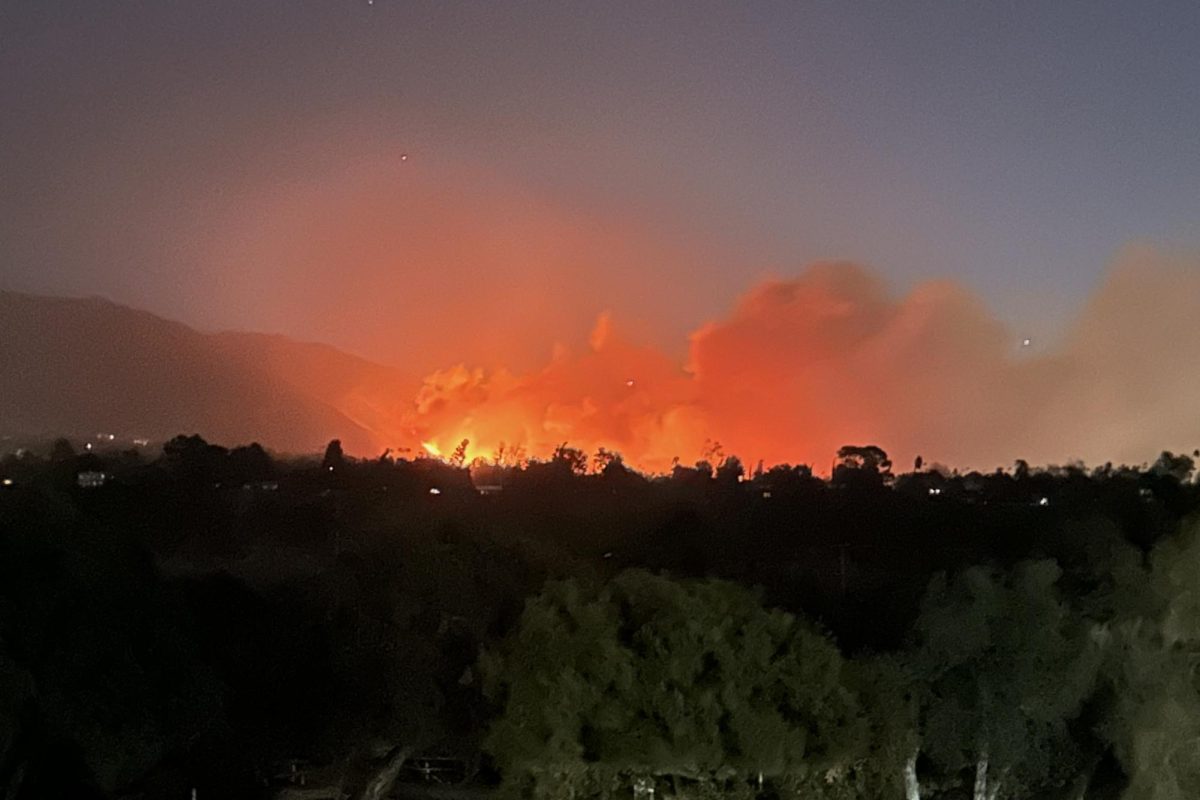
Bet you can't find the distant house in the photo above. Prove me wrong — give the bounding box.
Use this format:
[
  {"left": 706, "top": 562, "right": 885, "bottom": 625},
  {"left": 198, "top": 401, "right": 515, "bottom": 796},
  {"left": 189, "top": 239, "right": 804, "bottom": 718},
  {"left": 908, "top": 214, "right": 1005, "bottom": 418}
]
[
  {"left": 77, "top": 471, "right": 108, "bottom": 488},
  {"left": 475, "top": 484, "right": 503, "bottom": 496}
]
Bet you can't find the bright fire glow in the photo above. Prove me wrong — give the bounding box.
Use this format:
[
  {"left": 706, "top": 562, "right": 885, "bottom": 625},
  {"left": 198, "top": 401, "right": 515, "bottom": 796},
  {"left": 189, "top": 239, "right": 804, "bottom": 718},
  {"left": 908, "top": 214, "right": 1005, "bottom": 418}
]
[{"left": 335, "top": 250, "right": 1200, "bottom": 474}]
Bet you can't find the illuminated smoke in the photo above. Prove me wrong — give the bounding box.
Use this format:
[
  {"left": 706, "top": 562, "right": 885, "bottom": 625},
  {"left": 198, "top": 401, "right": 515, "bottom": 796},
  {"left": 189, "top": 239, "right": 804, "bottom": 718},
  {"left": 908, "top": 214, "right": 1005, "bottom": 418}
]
[{"left": 399, "top": 247, "right": 1200, "bottom": 473}]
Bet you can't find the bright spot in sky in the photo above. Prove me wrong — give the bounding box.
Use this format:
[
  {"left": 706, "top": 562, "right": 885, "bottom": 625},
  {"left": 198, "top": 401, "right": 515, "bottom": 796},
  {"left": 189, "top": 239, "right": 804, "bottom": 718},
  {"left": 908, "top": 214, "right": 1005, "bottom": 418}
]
[
  {"left": 1022, "top": 338, "right": 1032, "bottom": 347},
  {"left": 400, "top": 153, "right": 408, "bottom": 161},
  {"left": 626, "top": 379, "right": 635, "bottom": 387}
]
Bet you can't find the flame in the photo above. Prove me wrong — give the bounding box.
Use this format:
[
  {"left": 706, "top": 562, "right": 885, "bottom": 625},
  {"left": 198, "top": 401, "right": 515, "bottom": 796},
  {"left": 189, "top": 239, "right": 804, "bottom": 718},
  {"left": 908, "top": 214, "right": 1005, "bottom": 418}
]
[
  {"left": 368, "top": 251, "right": 1200, "bottom": 474},
  {"left": 399, "top": 313, "right": 711, "bottom": 472}
]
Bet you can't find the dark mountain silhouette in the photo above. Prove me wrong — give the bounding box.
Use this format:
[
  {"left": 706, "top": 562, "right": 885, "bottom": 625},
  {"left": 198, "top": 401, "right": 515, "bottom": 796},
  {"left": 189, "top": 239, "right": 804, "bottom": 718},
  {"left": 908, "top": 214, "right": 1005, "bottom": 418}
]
[
  {"left": 209, "top": 330, "right": 417, "bottom": 445},
  {"left": 0, "top": 291, "right": 414, "bottom": 455}
]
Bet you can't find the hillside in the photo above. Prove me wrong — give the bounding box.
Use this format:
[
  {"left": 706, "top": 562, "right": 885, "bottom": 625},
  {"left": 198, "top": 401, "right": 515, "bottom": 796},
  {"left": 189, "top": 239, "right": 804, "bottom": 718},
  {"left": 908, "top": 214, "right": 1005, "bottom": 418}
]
[{"left": 0, "top": 291, "right": 413, "bottom": 455}]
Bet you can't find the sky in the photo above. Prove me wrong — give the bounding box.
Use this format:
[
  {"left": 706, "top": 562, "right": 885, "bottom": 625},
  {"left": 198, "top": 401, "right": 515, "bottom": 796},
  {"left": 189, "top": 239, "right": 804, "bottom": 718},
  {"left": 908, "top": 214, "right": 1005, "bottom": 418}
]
[{"left": 4, "top": 2, "right": 1200, "bottom": 467}]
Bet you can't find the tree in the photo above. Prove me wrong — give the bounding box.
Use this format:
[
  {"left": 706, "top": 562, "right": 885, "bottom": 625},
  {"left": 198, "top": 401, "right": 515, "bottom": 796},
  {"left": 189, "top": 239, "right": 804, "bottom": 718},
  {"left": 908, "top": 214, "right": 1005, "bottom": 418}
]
[
  {"left": 162, "top": 433, "right": 229, "bottom": 481},
  {"left": 50, "top": 438, "right": 76, "bottom": 463},
  {"left": 449, "top": 439, "right": 470, "bottom": 469},
  {"left": 715, "top": 455, "right": 745, "bottom": 486},
  {"left": 551, "top": 443, "right": 588, "bottom": 476},
  {"left": 228, "top": 442, "right": 274, "bottom": 483},
  {"left": 481, "top": 570, "right": 867, "bottom": 800},
  {"left": 701, "top": 439, "right": 726, "bottom": 465},
  {"left": 1100, "top": 523, "right": 1200, "bottom": 800},
  {"left": 492, "top": 441, "right": 526, "bottom": 468},
  {"left": 322, "top": 439, "right": 346, "bottom": 472},
  {"left": 908, "top": 561, "right": 1103, "bottom": 800},
  {"left": 758, "top": 463, "right": 816, "bottom": 486},
  {"left": 843, "top": 655, "right": 921, "bottom": 800},
  {"left": 1151, "top": 451, "right": 1195, "bottom": 483},
  {"left": 592, "top": 448, "right": 620, "bottom": 474},
  {"left": 832, "top": 445, "right": 893, "bottom": 489},
  {"left": 1100, "top": 621, "right": 1200, "bottom": 800}
]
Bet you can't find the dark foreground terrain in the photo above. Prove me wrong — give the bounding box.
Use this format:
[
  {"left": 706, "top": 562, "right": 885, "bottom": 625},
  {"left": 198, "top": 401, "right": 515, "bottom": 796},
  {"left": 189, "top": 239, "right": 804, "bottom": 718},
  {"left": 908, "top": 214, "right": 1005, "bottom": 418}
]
[{"left": 2, "top": 436, "right": 1199, "bottom": 799}]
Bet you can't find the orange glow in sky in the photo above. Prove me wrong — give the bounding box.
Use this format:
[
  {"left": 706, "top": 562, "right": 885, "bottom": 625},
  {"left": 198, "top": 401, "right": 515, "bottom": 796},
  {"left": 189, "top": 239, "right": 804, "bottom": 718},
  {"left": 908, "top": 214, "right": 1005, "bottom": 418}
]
[
  {"left": 8, "top": 5, "right": 1200, "bottom": 475},
  {"left": 369, "top": 248, "right": 1200, "bottom": 474}
]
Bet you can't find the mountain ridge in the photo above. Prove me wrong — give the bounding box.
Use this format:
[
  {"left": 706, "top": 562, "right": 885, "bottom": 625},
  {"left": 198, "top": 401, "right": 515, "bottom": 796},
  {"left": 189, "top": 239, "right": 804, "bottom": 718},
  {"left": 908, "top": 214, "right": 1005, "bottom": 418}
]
[{"left": 0, "top": 290, "right": 415, "bottom": 455}]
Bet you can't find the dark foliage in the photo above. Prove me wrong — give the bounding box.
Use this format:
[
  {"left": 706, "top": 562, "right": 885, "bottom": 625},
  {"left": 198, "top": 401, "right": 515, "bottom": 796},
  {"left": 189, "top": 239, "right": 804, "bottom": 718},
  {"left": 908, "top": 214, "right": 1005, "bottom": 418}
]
[{"left": 0, "top": 436, "right": 1197, "bottom": 798}]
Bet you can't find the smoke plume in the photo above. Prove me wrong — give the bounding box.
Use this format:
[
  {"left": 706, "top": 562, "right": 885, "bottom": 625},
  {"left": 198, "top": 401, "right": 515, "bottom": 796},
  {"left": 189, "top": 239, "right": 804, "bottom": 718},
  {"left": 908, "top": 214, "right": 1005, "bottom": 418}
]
[{"left": 403, "top": 246, "right": 1200, "bottom": 473}]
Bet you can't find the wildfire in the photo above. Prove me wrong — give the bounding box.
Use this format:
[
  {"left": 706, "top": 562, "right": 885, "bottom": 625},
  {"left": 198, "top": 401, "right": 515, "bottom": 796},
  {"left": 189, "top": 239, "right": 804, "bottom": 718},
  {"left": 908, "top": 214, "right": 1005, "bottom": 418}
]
[{"left": 360, "top": 253, "right": 1200, "bottom": 475}]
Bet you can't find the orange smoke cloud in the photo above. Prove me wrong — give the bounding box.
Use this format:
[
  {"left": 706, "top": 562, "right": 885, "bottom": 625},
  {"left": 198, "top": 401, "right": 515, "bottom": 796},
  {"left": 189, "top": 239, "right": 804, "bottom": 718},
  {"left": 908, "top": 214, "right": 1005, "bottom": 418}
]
[
  {"left": 396, "top": 246, "right": 1200, "bottom": 473},
  {"left": 207, "top": 153, "right": 721, "bottom": 377},
  {"left": 407, "top": 313, "right": 705, "bottom": 471}
]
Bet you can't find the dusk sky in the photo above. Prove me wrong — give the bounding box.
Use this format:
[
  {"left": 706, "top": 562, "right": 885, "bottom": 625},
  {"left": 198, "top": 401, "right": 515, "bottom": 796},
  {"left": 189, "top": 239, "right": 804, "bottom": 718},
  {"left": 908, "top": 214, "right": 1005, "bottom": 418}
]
[
  {"left": 6, "top": 2, "right": 1200, "bottom": 469},
  {"left": 5, "top": 1, "right": 1199, "bottom": 370}
]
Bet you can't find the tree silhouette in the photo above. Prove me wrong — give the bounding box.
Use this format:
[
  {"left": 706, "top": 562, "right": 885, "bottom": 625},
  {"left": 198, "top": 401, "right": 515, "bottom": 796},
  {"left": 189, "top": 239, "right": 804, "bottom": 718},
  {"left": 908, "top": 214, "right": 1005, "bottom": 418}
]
[
  {"left": 550, "top": 443, "right": 588, "bottom": 476},
  {"left": 162, "top": 433, "right": 228, "bottom": 481},
  {"left": 716, "top": 454, "right": 745, "bottom": 485},
  {"left": 449, "top": 439, "right": 470, "bottom": 468},
  {"left": 50, "top": 437, "right": 76, "bottom": 463},
  {"left": 321, "top": 439, "right": 346, "bottom": 472},
  {"left": 1151, "top": 450, "right": 1194, "bottom": 482},
  {"left": 833, "top": 444, "right": 894, "bottom": 489},
  {"left": 228, "top": 442, "right": 274, "bottom": 483}
]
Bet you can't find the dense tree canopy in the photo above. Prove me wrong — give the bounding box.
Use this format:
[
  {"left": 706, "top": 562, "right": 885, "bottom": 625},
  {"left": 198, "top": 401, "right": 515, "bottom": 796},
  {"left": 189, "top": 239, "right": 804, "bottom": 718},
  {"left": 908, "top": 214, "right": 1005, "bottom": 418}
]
[
  {"left": 482, "top": 571, "right": 866, "bottom": 799},
  {"left": 909, "top": 561, "right": 1104, "bottom": 800},
  {"left": 1, "top": 435, "right": 1200, "bottom": 798},
  {"left": 1098, "top": 525, "right": 1200, "bottom": 800}
]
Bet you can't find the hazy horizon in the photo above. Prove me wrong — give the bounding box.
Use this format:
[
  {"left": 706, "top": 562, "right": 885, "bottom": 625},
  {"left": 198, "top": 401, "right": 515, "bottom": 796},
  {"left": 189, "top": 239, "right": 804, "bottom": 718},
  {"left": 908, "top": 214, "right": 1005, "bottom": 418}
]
[
  {"left": 5, "top": 1, "right": 1200, "bottom": 471},
  {"left": 6, "top": 243, "right": 1200, "bottom": 473}
]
